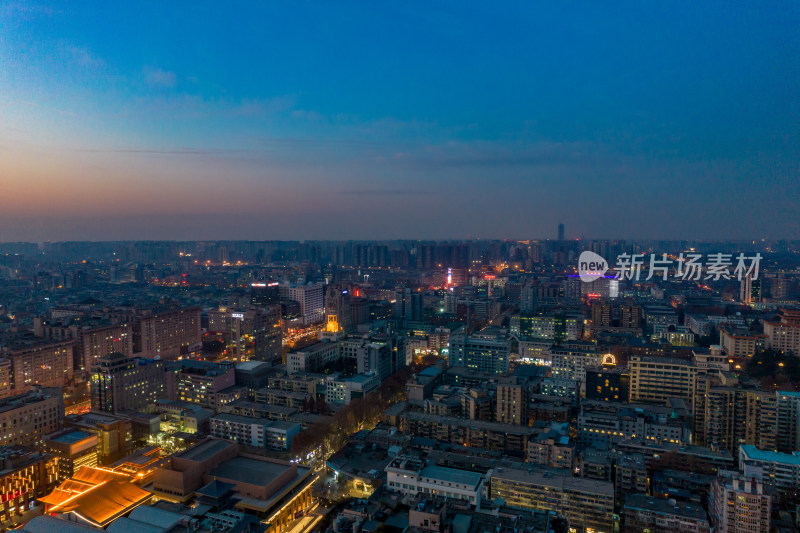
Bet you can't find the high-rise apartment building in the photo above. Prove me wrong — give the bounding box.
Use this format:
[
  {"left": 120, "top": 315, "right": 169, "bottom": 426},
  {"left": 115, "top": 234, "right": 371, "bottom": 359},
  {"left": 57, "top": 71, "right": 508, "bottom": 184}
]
[
  {"left": 709, "top": 475, "right": 771, "bottom": 533},
  {"left": 763, "top": 308, "right": 800, "bottom": 354},
  {"left": 208, "top": 306, "right": 281, "bottom": 362},
  {"left": 324, "top": 286, "right": 352, "bottom": 333},
  {"left": 776, "top": 390, "right": 800, "bottom": 453},
  {"left": 165, "top": 360, "right": 236, "bottom": 409},
  {"left": 3, "top": 340, "right": 75, "bottom": 393},
  {"left": 628, "top": 356, "right": 697, "bottom": 405},
  {"left": 90, "top": 353, "right": 165, "bottom": 413},
  {"left": 280, "top": 283, "right": 324, "bottom": 324},
  {"left": 491, "top": 468, "right": 614, "bottom": 533},
  {"left": 495, "top": 376, "right": 528, "bottom": 425},
  {"left": 79, "top": 322, "right": 134, "bottom": 372},
  {"left": 448, "top": 330, "right": 511, "bottom": 374},
  {"left": 135, "top": 307, "right": 201, "bottom": 359},
  {"left": 0, "top": 387, "right": 64, "bottom": 447},
  {"left": 253, "top": 305, "right": 282, "bottom": 364}
]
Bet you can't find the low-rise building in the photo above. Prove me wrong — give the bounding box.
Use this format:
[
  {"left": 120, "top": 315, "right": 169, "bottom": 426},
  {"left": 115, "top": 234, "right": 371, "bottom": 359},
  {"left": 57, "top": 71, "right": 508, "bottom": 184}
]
[
  {"left": 210, "top": 413, "right": 300, "bottom": 451},
  {"left": 385, "top": 454, "right": 484, "bottom": 505},
  {"left": 325, "top": 373, "right": 381, "bottom": 405},
  {"left": 490, "top": 468, "right": 614, "bottom": 533}
]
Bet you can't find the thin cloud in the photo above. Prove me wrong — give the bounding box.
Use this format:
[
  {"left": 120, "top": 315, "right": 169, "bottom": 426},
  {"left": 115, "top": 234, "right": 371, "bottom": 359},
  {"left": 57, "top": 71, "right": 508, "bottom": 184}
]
[
  {"left": 70, "top": 46, "right": 104, "bottom": 68},
  {"left": 60, "top": 147, "right": 257, "bottom": 156},
  {"left": 339, "top": 189, "right": 427, "bottom": 196},
  {"left": 143, "top": 67, "right": 177, "bottom": 88}
]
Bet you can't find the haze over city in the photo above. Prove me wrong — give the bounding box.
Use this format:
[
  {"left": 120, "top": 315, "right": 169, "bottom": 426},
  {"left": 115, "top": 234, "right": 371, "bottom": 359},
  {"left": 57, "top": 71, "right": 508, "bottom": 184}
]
[{"left": 2, "top": 2, "right": 799, "bottom": 242}]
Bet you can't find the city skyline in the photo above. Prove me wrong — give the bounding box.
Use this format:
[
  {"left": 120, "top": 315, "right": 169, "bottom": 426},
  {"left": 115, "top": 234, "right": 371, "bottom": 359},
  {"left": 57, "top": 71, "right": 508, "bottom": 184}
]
[{"left": 2, "top": 2, "right": 799, "bottom": 242}]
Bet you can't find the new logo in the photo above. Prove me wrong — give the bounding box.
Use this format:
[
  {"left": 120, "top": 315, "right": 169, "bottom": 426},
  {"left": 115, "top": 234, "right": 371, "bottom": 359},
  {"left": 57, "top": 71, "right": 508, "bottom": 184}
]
[{"left": 578, "top": 251, "right": 608, "bottom": 282}]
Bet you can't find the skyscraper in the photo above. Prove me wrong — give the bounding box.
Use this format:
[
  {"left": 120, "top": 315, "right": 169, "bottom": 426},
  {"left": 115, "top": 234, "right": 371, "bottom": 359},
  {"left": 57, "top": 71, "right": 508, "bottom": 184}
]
[{"left": 558, "top": 223, "right": 565, "bottom": 241}]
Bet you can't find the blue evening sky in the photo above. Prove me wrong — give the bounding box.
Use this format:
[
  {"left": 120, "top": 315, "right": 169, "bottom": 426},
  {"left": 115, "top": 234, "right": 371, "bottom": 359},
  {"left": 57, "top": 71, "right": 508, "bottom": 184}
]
[{"left": 1, "top": 2, "right": 798, "bottom": 240}]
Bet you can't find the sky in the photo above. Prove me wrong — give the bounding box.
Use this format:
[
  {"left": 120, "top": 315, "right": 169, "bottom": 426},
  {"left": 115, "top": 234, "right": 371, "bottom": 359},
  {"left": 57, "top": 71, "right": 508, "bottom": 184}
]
[{"left": 1, "top": 2, "right": 799, "bottom": 242}]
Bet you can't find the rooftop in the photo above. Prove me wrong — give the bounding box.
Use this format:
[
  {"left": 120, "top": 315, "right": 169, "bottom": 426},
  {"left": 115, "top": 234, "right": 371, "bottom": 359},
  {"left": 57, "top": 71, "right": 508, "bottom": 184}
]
[
  {"left": 208, "top": 456, "right": 292, "bottom": 485},
  {"left": 179, "top": 438, "right": 235, "bottom": 463},
  {"left": 420, "top": 465, "right": 482, "bottom": 489},
  {"left": 624, "top": 494, "right": 708, "bottom": 521},
  {"left": 48, "top": 430, "right": 94, "bottom": 445},
  {"left": 740, "top": 444, "right": 800, "bottom": 465}
]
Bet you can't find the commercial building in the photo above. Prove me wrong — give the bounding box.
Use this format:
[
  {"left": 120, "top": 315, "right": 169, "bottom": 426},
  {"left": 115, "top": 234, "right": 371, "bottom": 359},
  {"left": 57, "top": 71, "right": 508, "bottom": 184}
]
[
  {"left": 585, "top": 365, "right": 630, "bottom": 402},
  {"left": 90, "top": 353, "right": 165, "bottom": 413},
  {"left": 207, "top": 306, "right": 282, "bottom": 363},
  {"left": 151, "top": 438, "right": 315, "bottom": 529},
  {"left": 0, "top": 387, "right": 64, "bottom": 447},
  {"left": 252, "top": 305, "right": 282, "bottom": 363},
  {"left": 0, "top": 446, "right": 59, "bottom": 523},
  {"left": 490, "top": 468, "right": 615, "bottom": 533},
  {"left": 44, "top": 430, "right": 99, "bottom": 481},
  {"left": 709, "top": 474, "right": 771, "bottom": 533},
  {"left": 64, "top": 411, "right": 132, "bottom": 464},
  {"left": 166, "top": 359, "right": 236, "bottom": 409},
  {"left": 40, "top": 466, "right": 152, "bottom": 528},
  {"left": 280, "top": 283, "right": 324, "bottom": 325}
]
